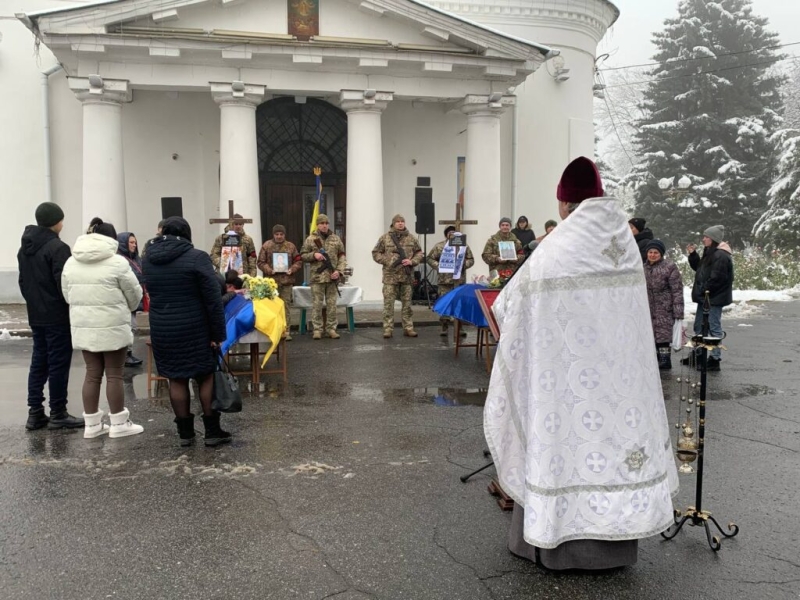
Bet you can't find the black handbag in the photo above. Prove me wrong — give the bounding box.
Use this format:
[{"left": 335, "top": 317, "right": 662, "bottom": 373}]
[{"left": 212, "top": 351, "right": 242, "bottom": 413}]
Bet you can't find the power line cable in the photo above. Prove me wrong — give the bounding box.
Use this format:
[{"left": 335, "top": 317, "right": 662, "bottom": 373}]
[
  {"left": 598, "top": 40, "right": 800, "bottom": 72},
  {"left": 605, "top": 54, "right": 799, "bottom": 89}
]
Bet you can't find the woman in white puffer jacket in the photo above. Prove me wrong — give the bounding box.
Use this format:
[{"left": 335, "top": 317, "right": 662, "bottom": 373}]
[{"left": 62, "top": 218, "right": 144, "bottom": 439}]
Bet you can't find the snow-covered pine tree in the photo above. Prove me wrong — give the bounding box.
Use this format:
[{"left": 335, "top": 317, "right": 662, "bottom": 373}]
[
  {"left": 753, "top": 129, "right": 800, "bottom": 249},
  {"left": 626, "top": 0, "right": 784, "bottom": 247}
]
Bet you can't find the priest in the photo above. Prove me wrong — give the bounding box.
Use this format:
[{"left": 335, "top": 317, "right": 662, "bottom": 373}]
[{"left": 483, "top": 156, "right": 678, "bottom": 570}]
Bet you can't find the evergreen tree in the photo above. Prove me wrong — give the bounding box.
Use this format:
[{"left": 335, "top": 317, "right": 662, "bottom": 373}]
[
  {"left": 753, "top": 129, "right": 800, "bottom": 249},
  {"left": 625, "top": 0, "right": 784, "bottom": 247}
]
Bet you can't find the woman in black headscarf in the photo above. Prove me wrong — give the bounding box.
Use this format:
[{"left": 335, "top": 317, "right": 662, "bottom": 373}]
[{"left": 142, "top": 217, "right": 229, "bottom": 446}]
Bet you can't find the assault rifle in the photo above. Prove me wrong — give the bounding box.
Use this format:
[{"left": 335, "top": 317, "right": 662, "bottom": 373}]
[
  {"left": 390, "top": 232, "right": 413, "bottom": 278},
  {"left": 313, "top": 238, "right": 342, "bottom": 297}
]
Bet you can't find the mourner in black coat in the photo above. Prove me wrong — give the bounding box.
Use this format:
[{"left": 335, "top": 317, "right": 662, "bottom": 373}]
[
  {"left": 143, "top": 217, "right": 231, "bottom": 447},
  {"left": 628, "top": 217, "right": 653, "bottom": 262},
  {"left": 685, "top": 224, "right": 734, "bottom": 369}
]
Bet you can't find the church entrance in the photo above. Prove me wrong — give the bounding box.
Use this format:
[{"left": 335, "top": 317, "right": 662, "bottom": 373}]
[{"left": 257, "top": 97, "right": 347, "bottom": 284}]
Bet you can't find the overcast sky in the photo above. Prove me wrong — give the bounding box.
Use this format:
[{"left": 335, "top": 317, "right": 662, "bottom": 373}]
[{"left": 599, "top": 0, "right": 800, "bottom": 69}]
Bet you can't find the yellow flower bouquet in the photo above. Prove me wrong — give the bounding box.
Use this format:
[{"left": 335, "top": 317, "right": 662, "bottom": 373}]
[{"left": 241, "top": 275, "right": 279, "bottom": 300}]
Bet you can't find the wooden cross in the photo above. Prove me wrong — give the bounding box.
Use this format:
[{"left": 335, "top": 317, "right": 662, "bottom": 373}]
[
  {"left": 208, "top": 200, "right": 253, "bottom": 228},
  {"left": 439, "top": 203, "right": 478, "bottom": 231}
]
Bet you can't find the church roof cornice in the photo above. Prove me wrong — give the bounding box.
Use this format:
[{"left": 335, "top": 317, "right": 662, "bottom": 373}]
[{"left": 19, "top": 0, "right": 553, "bottom": 63}]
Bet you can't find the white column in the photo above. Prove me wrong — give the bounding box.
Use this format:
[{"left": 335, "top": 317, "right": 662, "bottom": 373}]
[
  {"left": 340, "top": 90, "right": 393, "bottom": 302},
  {"left": 69, "top": 76, "right": 131, "bottom": 231},
  {"left": 211, "top": 82, "right": 265, "bottom": 246},
  {"left": 459, "top": 94, "right": 514, "bottom": 277}
]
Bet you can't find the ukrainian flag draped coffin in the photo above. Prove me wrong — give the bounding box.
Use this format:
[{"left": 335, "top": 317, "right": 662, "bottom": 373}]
[
  {"left": 221, "top": 295, "right": 286, "bottom": 366},
  {"left": 432, "top": 283, "right": 489, "bottom": 328}
]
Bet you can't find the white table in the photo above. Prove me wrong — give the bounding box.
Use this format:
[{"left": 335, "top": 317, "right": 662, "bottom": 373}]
[{"left": 292, "top": 286, "right": 363, "bottom": 333}]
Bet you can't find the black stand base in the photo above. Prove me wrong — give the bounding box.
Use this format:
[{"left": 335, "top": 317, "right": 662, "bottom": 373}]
[
  {"left": 460, "top": 449, "right": 492, "bottom": 482},
  {"left": 661, "top": 506, "right": 740, "bottom": 551}
]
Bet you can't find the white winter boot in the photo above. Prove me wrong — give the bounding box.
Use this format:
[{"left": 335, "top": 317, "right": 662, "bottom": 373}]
[
  {"left": 108, "top": 408, "right": 144, "bottom": 438},
  {"left": 83, "top": 410, "right": 109, "bottom": 439}
]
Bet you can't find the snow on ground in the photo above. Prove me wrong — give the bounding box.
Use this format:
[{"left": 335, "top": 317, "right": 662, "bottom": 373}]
[{"left": 682, "top": 285, "right": 800, "bottom": 320}]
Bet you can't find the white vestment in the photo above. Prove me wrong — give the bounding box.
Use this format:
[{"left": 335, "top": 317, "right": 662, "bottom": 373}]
[{"left": 484, "top": 197, "right": 679, "bottom": 550}]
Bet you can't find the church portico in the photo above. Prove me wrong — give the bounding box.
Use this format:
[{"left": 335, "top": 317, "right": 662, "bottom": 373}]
[
  {"left": 68, "top": 76, "right": 131, "bottom": 232},
  {"left": 458, "top": 94, "right": 514, "bottom": 246},
  {"left": 211, "top": 81, "right": 266, "bottom": 246},
  {"left": 9, "top": 0, "right": 558, "bottom": 301},
  {"left": 340, "top": 89, "right": 392, "bottom": 300}
]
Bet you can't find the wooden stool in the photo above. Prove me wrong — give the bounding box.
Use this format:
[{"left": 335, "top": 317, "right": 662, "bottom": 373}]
[
  {"left": 454, "top": 320, "right": 480, "bottom": 357},
  {"left": 145, "top": 339, "right": 168, "bottom": 397},
  {"left": 477, "top": 328, "right": 497, "bottom": 373},
  {"left": 227, "top": 332, "right": 288, "bottom": 385}
]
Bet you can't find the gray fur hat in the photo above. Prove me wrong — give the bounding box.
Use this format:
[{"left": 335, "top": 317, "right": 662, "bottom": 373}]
[{"left": 703, "top": 225, "right": 725, "bottom": 243}]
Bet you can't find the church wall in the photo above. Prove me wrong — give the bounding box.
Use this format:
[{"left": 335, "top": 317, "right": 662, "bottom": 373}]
[
  {"left": 322, "top": 0, "right": 448, "bottom": 47},
  {"left": 498, "top": 24, "right": 600, "bottom": 230},
  {"left": 0, "top": 3, "right": 77, "bottom": 302},
  {"left": 381, "top": 99, "right": 512, "bottom": 255},
  {"left": 121, "top": 90, "right": 221, "bottom": 254},
  {"left": 142, "top": 1, "right": 286, "bottom": 35},
  {"left": 48, "top": 72, "right": 85, "bottom": 248}
]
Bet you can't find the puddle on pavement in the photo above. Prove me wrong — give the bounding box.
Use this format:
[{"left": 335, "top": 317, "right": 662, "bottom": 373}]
[
  {"left": 428, "top": 388, "right": 487, "bottom": 406},
  {"left": 710, "top": 384, "right": 779, "bottom": 401},
  {"left": 138, "top": 377, "right": 486, "bottom": 406}
]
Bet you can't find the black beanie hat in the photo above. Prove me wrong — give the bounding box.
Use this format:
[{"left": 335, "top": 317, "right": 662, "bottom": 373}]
[
  {"left": 645, "top": 239, "right": 666, "bottom": 257},
  {"left": 628, "top": 217, "right": 646, "bottom": 232},
  {"left": 35, "top": 202, "right": 64, "bottom": 228}
]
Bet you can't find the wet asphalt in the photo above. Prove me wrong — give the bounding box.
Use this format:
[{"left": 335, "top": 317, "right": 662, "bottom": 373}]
[{"left": 0, "top": 305, "right": 798, "bottom": 600}]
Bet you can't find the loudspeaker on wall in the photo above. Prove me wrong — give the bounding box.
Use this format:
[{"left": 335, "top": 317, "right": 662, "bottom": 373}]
[{"left": 161, "top": 197, "right": 183, "bottom": 219}]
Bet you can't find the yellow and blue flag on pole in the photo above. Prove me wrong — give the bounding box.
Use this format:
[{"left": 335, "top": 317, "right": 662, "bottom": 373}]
[{"left": 310, "top": 167, "right": 322, "bottom": 235}]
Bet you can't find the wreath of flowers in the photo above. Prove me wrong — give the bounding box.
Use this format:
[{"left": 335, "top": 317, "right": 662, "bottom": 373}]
[{"left": 241, "top": 275, "right": 279, "bottom": 300}]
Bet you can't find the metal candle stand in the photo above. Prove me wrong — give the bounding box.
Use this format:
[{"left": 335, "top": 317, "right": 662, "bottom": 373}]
[{"left": 661, "top": 292, "right": 740, "bottom": 551}]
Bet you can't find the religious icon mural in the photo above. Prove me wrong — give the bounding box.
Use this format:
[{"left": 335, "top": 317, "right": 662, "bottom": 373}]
[{"left": 288, "top": 0, "right": 319, "bottom": 39}]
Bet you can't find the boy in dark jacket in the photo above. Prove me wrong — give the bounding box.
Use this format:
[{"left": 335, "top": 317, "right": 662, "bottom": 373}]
[{"left": 17, "top": 203, "right": 83, "bottom": 430}]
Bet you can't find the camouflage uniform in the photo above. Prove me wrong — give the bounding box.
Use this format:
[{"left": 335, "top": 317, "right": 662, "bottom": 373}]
[
  {"left": 210, "top": 229, "right": 258, "bottom": 277},
  {"left": 300, "top": 230, "right": 347, "bottom": 334},
  {"left": 427, "top": 239, "right": 475, "bottom": 328},
  {"left": 257, "top": 239, "right": 302, "bottom": 328},
  {"left": 481, "top": 231, "right": 522, "bottom": 273},
  {"left": 371, "top": 228, "right": 423, "bottom": 332}
]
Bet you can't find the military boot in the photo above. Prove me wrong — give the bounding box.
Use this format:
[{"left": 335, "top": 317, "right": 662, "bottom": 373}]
[
  {"left": 404, "top": 329, "right": 418, "bottom": 338},
  {"left": 25, "top": 408, "right": 49, "bottom": 431},
  {"left": 383, "top": 328, "right": 393, "bottom": 339},
  {"left": 312, "top": 330, "right": 322, "bottom": 340},
  {"left": 327, "top": 330, "right": 341, "bottom": 339},
  {"left": 439, "top": 321, "right": 449, "bottom": 337}
]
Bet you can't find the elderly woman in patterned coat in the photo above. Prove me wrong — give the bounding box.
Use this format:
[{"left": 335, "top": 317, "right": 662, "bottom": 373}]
[{"left": 643, "top": 239, "right": 684, "bottom": 369}]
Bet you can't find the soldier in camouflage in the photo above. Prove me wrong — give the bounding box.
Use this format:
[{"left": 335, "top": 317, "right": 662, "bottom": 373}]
[
  {"left": 482, "top": 217, "right": 523, "bottom": 274},
  {"left": 300, "top": 214, "right": 347, "bottom": 340},
  {"left": 210, "top": 214, "right": 258, "bottom": 277},
  {"left": 257, "top": 224, "right": 302, "bottom": 341},
  {"left": 427, "top": 225, "right": 475, "bottom": 336},
  {"left": 372, "top": 214, "right": 424, "bottom": 338}
]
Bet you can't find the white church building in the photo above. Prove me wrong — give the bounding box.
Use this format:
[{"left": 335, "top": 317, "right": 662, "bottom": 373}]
[{"left": 1, "top": 0, "right": 618, "bottom": 301}]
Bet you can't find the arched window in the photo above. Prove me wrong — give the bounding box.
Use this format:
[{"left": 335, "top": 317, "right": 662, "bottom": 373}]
[{"left": 257, "top": 97, "right": 347, "bottom": 177}]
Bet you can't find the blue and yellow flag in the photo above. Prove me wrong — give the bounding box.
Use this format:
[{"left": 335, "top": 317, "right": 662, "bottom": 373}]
[{"left": 310, "top": 166, "right": 322, "bottom": 235}]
